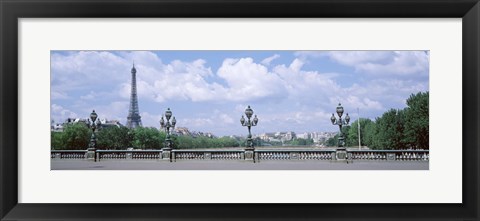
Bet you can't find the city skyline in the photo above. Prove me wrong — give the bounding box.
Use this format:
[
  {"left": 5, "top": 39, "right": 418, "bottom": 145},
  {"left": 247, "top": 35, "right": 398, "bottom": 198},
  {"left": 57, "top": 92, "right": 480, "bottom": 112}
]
[{"left": 51, "top": 50, "right": 429, "bottom": 136}]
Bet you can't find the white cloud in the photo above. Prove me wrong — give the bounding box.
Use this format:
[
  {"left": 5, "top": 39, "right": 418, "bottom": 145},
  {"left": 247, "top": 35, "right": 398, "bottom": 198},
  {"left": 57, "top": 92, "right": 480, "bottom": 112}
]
[
  {"left": 295, "top": 51, "right": 429, "bottom": 77},
  {"left": 216, "top": 57, "right": 287, "bottom": 102},
  {"left": 343, "top": 96, "right": 384, "bottom": 111},
  {"left": 51, "top": 91, "right": 69, "bottom": 100},
  {"left": 80, "top": 91, "right": 99, "bottom": 100},
  {"left": 118, "top": 57, "right": 224, "bottom": 103},
  {"left": 51, "top": 104, "right": 78, "bottom": 122},
  {"left": 329, "top": 51, "right": 429, "bottom": 76},
  {"left": 139, "top": 112, "right": 163, "bottom": 129},
  {"left": 261, "top": 54, "right": 280, "bottom": 66},
  {"left": 328, "top": 51, "right": 393, "bottom": 66},
  {"left": 294, "top": 51, "right": 328, "bottom": 60},
  {"left": 51, "top": 51, "right": 130, "bottom": 90},
  {"left": 51, "top": 51, "right": 429, "bottom": 134},
  {"left": 219, "top": 114, "right": 234, "bottom": 124},
  {"left": 180, "top": 117, "right": 214, "bottom": 128}
]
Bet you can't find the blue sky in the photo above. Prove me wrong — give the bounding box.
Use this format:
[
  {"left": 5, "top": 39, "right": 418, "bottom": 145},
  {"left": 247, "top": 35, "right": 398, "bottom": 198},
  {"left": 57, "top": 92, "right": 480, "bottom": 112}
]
[{"left": 51, "top": 51, "right": 429, "bottom": 136}]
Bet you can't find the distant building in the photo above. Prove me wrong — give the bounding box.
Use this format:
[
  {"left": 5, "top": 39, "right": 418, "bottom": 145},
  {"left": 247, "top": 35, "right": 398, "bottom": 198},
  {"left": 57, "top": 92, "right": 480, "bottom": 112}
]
[
  {"left": 284, "top": 131, "right": 296, "bottom": 141},
  {"left": 297, "top": 132, "right": 311, "bottom": 140},
  {"left": 259, "top": 133, "right": 275, "bottom": 141},
  {"left": 100, "top": 119, "right": 123, "bottom": 129},
  {"left": 192, "top": 131, "right": 215, "bottom": 138},
  {"left": 51, "top": 123, "right": 64, "bottom": 132},
  {"left": 51, "top": 118, "right": 123, "bottom": 132},
  {"left": 174, "top": 127, "right": 191, "bottom": 136},
  {"left": 258, "top": 131, "right": 296, "bottom": 142},
  {"left": 173, "top": 127, "right": 215, "bottom": 138},
  {"left": 258, "top": 131, "right": 336, "bottom": 144}
]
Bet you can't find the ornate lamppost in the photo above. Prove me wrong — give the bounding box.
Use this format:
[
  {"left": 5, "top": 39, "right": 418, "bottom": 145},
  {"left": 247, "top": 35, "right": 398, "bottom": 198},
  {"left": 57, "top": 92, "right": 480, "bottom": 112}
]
[
  {"left": 240, "top": 105, "right": 258, "bottom": 162},
  {"left": 160, "top": 108, "right": 176, "bottom": 161},
  {"left": 87, "top": 110, "right": 101, "bottom": 162},
  {"left": 331, "top": 103, "right": 350, "bottom": 161}
]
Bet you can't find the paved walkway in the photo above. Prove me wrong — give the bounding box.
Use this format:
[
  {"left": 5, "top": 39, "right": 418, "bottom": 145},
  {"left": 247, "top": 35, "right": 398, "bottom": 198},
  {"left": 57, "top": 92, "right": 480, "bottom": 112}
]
[{"left": 51, "top": 160, "right": 429, "bottom": 170}]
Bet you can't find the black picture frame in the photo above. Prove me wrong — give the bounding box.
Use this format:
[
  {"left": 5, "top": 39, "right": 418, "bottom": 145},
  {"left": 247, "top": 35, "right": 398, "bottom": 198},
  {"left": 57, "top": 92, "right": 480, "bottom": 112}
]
[{"left": 1, "top": 0, "right": 479, "bottom": 220}]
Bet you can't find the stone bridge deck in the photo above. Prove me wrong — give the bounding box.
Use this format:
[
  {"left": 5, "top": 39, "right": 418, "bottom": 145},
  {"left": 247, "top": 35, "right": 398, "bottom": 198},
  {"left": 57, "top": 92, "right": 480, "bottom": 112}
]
[{"left": 51, "top": 160, "right": 429, "bottom": 170}]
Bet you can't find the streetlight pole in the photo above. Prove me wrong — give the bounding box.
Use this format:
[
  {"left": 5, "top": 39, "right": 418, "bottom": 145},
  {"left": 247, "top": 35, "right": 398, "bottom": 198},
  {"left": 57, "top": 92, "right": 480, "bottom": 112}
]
[
  {"left": 87, "top": 110, "right": 101, "bottom": 162},
  {"left": 330, "top": 103, "right": 350, "bottom": 161},
  {"left": 240, "top": 105, "right": 258, "bottom": 162},
  {"left": 160, "top": 108, "right": 176, "bottom": 161},
  {"left": 358, "top": 108, "right": 361, "bottom": 150}
]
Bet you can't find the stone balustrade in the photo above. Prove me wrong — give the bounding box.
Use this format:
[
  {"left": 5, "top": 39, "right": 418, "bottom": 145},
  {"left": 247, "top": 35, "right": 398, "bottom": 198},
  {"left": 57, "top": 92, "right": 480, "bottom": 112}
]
[
  {"left": 51, "top": 149, "right": 429, "bottom": 163},
  {"left": 97, "top": 150, "right": 162, "bottom": 161},
  {"left": 348, "top": 150, "right": 429, "bottom": 162},
  {"left": 255, "top": 149, "right": 335, "bottom": 162},
  {"left": 172, "top": 150, "right": 244, "bottom": 161},
  {"left": 51, "top": 150, "right": 87, "bottom": 159}
]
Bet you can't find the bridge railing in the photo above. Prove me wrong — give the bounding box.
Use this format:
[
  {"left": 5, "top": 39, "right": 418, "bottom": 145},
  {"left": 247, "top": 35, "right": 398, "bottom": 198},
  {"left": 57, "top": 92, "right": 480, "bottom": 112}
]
[
  {"left": 97, "top": 150, "right": 163, "bottom": 161},
  {"left": 172, "top": 149, "right": 244, "bottom": 161},
  {"left": 51, "top": 150, "right": 87, "bottom": 159},
  {"left": 347, "top": 150, "right": 429, "bottom": 161},
  {"left": 51, "top": 149, "right": 429, "bottom": 162},
  {"left": 255, "top": 149, "right": 335, "bottom": 162}
]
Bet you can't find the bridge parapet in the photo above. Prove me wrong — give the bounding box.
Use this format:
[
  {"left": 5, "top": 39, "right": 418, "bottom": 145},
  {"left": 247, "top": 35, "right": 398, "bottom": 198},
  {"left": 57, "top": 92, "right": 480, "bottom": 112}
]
[
  {"left": 348, "top": 150, "right": 429, "bottom": 162},
  {"left": 51, "top": 149, "right": 429, "bottom": 163},
  {"left": 51, "top": 150, "right": 87, "bottom": 160}
]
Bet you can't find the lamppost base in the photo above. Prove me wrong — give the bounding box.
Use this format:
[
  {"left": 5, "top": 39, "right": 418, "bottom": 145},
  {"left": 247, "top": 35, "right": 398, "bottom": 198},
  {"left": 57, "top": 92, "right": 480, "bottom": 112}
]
[
  {"left": 161, "top": 148, "right": 172, "bottom": 162},
  {"left": 244, "top": 148, "right": 255, "bottom": 162},
  {"left": 335, "top": 148, "right": 348, "bottom": 161},
  {"left": 86, "top": 148, "right": 96, "bottom": 162}
]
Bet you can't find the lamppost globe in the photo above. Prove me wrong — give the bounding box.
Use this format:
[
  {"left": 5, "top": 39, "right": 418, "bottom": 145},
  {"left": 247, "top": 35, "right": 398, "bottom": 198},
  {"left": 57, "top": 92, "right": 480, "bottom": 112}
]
[
  {"left": 90, "top": 110, "right": 98, "bottom": 122},
  {"left": 172, "top": 116, "right": 176, "bottom": 127},
  {"left": 330, "top": 113, "right": 336, "bottom": 124},
  {"left": 240, "top": 115, "right": 245, "bottom": 125},
  {"left": 165, "top": 108, "right": 172, "bottom": 120},
  {"left": 159, "top": 116, "right": 165, "bottom": 127},
  {"left": 245, "top": 106, "right": 253, "bottom": 119},
  {"left": 253, "top": 115, "right": 258, "bottom": 125},
  {"left": 336, "top": 103, "right": 344, "bottom": 118},
  {"left": 345, "top": 113, "right": 350, "bottom": 124}
]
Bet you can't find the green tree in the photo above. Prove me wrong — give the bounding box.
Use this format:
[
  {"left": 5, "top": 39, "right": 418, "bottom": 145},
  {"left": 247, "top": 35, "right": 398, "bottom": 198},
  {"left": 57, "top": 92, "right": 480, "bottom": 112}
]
[
  {"left": 175, "top": 135, "right": 195, "bottom": 149},
  {"left": 51, "top": 131, "right": 64, "bottom": 150},
  {"left": 403, "top": 91, "right": 429, "bottom": 149},
  {"left": 363, "top": 120, "right": 378, "bottom": 148},
  {"left": 217, "top": 136, "right": 240, "bottom": 147},
  {"left": 325, "top": 134, "right": 339, "bottom": 147},
  {"left": 374, "top": 109, "right": 406, "bottom": 150},
  {"left": 62, "top": 123, "right": 91, "bottom": 150},
  {"left": 132, "top": 127, "right": 164, "bottom": 149},
  {"left": 347, "top": 118, "right": 374, "bottom": 147},
  {"left": 194, "top": 136, "right": 209, "bottom": 148},
  {"left": 96, "top": 126, "right": 133, "bottom": 150}
]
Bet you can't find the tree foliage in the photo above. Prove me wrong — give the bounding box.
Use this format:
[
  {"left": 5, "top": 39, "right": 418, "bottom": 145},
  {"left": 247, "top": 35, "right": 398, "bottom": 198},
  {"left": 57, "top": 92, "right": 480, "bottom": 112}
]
[
  {"left": 131, "top": 127, "right": 164, "bottom": 149},
  {"left": 328, "top": 91, "right": 429, "bottom": 150},
  {"left": 346, "top": 118, "right": 374, "bottom": 147},
  {"left": 96, "top": 126, "right": 133, "bottom": 150},
  {"left": 52, "top": 125, "right": 242, "bottom": 150},
  {"left": 403, "top": 91, "right": 429, "bottom": 149},
  {"left": 59, "top": 123, "right": 91, "bottom": 150}
]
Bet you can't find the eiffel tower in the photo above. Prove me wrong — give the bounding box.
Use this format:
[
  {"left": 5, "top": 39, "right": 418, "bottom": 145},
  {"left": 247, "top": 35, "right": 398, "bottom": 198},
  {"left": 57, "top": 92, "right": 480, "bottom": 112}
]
[{"left": 126, "top": 63, "right": 142, "bottom": 128}]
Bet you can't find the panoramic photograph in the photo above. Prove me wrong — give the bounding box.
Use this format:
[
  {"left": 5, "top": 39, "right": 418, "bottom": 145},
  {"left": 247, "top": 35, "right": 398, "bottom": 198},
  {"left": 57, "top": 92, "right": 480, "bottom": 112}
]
[{"left": 50, "top": 50, "right": 429, "bottom": 170}]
